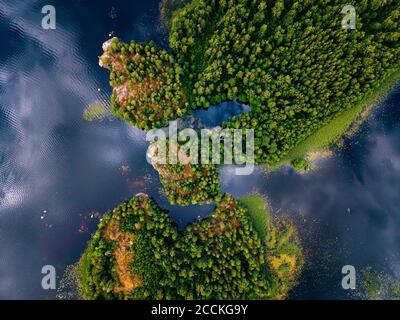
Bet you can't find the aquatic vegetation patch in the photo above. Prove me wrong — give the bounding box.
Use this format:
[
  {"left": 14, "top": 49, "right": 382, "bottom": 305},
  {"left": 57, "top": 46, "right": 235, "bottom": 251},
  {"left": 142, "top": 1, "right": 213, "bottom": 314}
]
[
  {"left": 83, "top": 101, "right": 111, "bottom": 121},
  {"left": 355, "top": 266, "right": 400, "bottom": 300},
  {"left": 265, "top": 218, "right": 304, "bottom": 299}
]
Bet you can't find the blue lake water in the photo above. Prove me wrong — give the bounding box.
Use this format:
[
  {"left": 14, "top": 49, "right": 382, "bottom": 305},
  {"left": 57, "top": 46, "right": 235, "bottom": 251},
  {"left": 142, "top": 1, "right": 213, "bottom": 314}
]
[{"left": 0, "top": 0, "right": 399, "bottom": 299}]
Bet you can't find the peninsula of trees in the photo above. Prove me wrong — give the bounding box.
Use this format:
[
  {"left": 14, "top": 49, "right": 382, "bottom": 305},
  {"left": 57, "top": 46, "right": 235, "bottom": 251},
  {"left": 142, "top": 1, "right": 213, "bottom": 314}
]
[
  {"left": 148, "top": 137, "right": 222, "bottom": 205},
  {"left": 101, "top": 0, "right": 400, "bottom": 166},
  {"left": 99, "top": 38, "right": 190, "bottom": 129}
]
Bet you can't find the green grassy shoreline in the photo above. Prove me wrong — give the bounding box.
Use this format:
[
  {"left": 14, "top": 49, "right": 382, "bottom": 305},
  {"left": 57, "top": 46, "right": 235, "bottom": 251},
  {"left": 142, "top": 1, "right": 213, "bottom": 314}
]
[
  {"left": 241, "top": 194, "right": 270, "bottom": 238},
  {"left": 272, "top": 69, "right": 400, "bottom": 170}
]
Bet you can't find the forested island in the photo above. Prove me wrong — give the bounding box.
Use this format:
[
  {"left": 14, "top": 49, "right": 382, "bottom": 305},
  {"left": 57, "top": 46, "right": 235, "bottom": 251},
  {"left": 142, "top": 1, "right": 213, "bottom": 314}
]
[
  {"left": 78, "top": 194, "right": 302, "bottom": 299},
  {"left": 76, "top": 0, "right": 400, "bottom": 300}
]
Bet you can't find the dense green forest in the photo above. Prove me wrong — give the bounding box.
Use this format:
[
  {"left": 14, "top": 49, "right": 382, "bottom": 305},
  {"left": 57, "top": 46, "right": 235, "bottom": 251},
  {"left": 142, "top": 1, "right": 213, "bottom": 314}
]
[
  {"left": 79, "top": 194, "right": 178, "bottom": 299},
  {"left": 149, "top": 137, "right": 222, "bottom": 205},
  {"left": 169, "top": 0, "right": 400, "bottom": 165},
  {"left": 101, "top": 0, "right": 400, "bottom": 165},
  {"left": 155, "top": 161, "right": 221, "bottom": 205},
  {"left": 78, "top": 194, "right": 303, "bottom": 299},
  {"left": 99, "top": 38, "right": 190, "bottom": 129}
]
